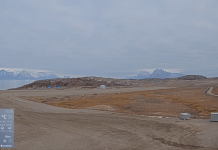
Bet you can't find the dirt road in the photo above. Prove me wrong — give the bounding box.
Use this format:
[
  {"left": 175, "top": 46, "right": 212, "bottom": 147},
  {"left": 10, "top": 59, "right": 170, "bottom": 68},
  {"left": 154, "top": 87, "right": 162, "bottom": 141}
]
[
  {"left": 207, "top": 87, "right": 218, "bottom": 97},
  {"left": 0, "top": 87, "right": 218, "bottom": 150}
]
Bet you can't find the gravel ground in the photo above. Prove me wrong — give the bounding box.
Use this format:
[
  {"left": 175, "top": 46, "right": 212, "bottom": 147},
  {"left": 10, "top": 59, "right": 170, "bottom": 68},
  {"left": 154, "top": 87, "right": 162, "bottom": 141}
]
[{"left": 0, "top": 87, "right": 218, "bottom": 149}]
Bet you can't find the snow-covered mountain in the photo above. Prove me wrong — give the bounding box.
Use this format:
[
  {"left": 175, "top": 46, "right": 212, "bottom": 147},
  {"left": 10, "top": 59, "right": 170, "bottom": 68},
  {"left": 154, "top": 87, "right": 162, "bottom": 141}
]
[
  {"left": 30, "top": 72, "right": 59, "bottom": 79},
  {"left": 15, "top": 70, "right": 34, "bottom": 80},
  {"left": 149, "top": 69, "right": 185, "bottom": 79},
  {"left": 0, "top": 70, "right": 15, "bottom": 80},
  {"left": 126, "top": 71, "right": 150, "bottom": 79},
  {"left": 0, "top": 70, "right": 60, "bottom": 80},
  {"left": 63, "top": 76, "right": 71, "bottom": 78},
  {"left": 126, "top": 69, "right": 185, "bottom": 79}
]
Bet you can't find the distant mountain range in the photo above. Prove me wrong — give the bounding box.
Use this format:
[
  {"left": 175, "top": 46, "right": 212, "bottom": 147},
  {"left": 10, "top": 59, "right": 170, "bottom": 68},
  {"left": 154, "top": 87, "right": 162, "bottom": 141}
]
[
  {"left": 0, "top": 69, "right": 185, "bottom": 80},
  {"left": 126, "top": 69, "right": 185, "bottom": 79},
  {"left": 0, "top": 70, "right": 60, "bottom": 80}
]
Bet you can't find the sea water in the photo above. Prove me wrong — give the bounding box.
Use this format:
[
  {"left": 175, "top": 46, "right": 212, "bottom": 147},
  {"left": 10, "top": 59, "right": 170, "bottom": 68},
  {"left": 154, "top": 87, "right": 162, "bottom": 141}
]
[{"left": 0, "top": 80, "right": 35, "bottom": 90}]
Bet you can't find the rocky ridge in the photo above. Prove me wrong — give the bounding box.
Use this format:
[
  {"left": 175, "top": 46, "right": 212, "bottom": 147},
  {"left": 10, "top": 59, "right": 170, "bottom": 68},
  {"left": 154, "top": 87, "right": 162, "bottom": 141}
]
[{"left": 13, "top": 76, "right": 172, "bottom": 90}]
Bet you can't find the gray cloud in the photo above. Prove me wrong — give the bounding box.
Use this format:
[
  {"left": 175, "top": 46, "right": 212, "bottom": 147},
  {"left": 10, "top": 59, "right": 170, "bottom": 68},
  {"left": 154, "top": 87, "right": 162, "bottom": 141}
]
[{"left": 0, "top": 0, "right": 218, "bottom": 78}]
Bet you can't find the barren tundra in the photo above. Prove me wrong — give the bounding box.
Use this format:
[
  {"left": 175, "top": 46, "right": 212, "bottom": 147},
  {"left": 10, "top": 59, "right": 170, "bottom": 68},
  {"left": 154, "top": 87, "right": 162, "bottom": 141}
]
[{"left": 1, "top": 77, "right": 218, "bottom": 149}]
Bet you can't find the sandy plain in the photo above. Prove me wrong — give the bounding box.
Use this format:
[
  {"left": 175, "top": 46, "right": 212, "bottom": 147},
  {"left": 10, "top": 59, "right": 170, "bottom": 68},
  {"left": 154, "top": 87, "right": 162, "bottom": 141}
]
[{"left": 0, "top": 78, "right": 218, "bottom": 150}]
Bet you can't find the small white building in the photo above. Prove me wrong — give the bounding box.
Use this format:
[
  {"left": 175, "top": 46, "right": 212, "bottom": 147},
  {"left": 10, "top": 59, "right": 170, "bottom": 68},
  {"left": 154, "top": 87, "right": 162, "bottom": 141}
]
[
  {"left": 180, "top": 113, "right": 190, "bottom": 120},
  {"left": 100, "top": 85, "right": 106, "bottom": 89},
  {"left": 211, "top": 113, "right": 218, "bottom": 122}
]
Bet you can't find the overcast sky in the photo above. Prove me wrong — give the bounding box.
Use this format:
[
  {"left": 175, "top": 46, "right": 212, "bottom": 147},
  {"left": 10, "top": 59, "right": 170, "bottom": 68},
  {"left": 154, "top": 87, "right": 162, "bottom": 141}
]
[{"left": 0, "top": 0, "right": 218, "bottom": 78}]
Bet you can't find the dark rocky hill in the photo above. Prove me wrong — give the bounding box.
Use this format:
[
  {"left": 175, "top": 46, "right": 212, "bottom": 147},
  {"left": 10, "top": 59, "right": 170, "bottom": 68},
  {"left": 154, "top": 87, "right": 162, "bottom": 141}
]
[
  {"left": 178, "top": 75, "right": 207, "bottom": 80},
  {"left": 12, "top": 76, "right": 172, "bottom": 90}
]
